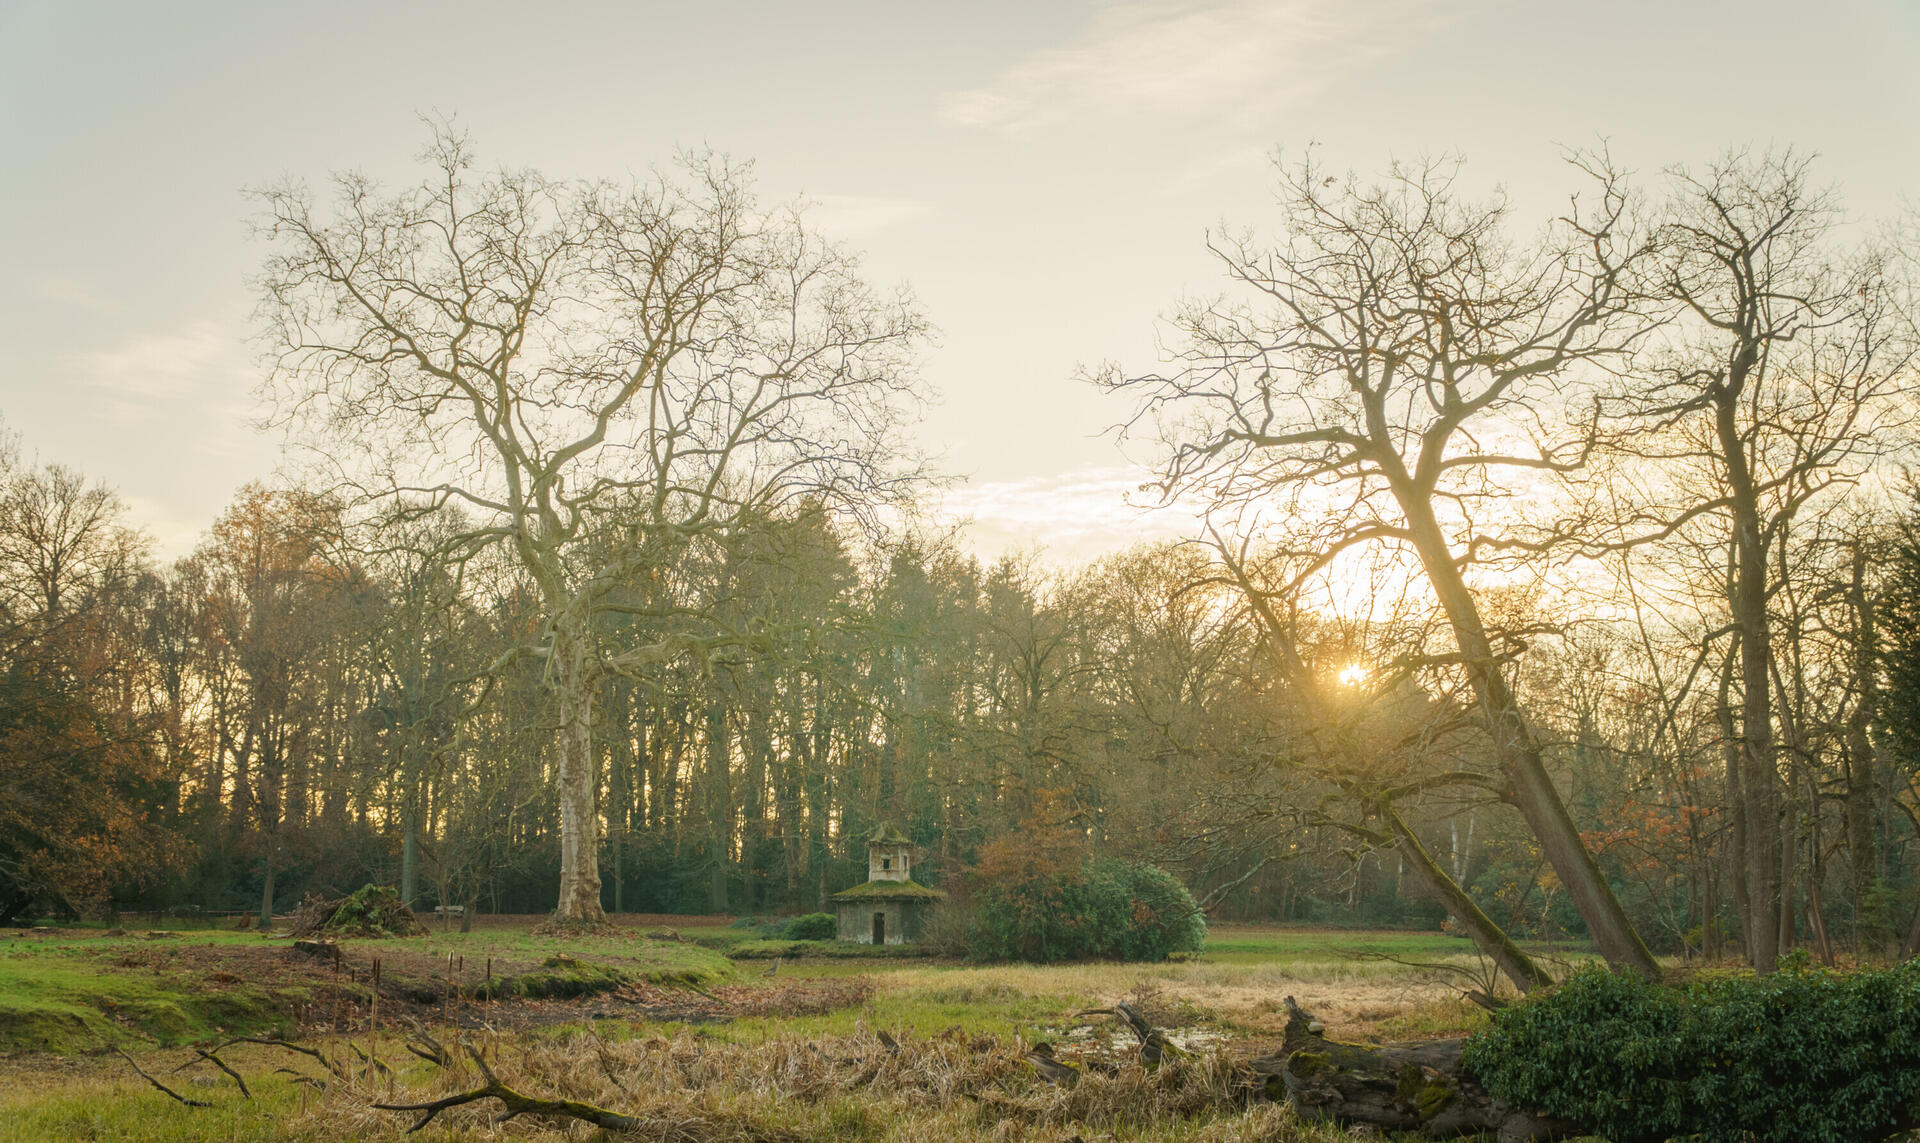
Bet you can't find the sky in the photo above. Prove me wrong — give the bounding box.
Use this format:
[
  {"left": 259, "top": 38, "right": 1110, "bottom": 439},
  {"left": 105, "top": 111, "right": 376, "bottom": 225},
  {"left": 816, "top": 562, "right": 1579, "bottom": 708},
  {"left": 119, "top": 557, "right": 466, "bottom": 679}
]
[{"left": 1, "top": 0, "right": 1916, "bottom": 563}]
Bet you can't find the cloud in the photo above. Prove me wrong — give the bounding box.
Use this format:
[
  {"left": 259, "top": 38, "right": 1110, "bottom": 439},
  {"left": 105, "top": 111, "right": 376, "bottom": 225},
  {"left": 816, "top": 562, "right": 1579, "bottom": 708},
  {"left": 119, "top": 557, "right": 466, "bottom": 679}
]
[
  {"left": 31, "top": 275, "right": 110, "bottom": 310},
  {"left": 802, "top": 194, "right": 933, "bottom": 239},
  {"left": 936, "top": 465, "right": 1206, "bottom": 565},
  {"left": 67, "top": 320, "right": 255, "bottom": 418},
  {"left": 939, "top": 0, "right": 1459, "bottom": 138}
]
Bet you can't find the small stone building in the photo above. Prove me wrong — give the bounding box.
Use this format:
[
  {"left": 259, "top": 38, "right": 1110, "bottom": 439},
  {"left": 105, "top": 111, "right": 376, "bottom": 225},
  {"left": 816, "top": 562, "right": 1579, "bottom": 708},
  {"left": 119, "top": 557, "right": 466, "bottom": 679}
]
[{"left": 831, "top": 822, "right": 944, "bottom": 945}]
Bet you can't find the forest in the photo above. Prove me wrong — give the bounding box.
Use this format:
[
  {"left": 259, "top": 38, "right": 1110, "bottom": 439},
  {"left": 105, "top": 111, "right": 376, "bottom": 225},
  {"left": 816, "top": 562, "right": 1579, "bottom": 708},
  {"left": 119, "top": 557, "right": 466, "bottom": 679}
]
[
  {"left": 11, "top": 0, "right": 1920, "bottom": 1136},
  {"left": 3, "top": 135, "right": 1917, "bottom": 994}
]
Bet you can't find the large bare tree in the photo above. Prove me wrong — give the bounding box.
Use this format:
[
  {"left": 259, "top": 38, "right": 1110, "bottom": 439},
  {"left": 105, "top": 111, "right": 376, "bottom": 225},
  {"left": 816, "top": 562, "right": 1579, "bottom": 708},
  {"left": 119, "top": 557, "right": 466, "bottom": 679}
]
[
  {"left": 1105, "top": 152, "right": 1662, "bottom": 975},
  {"left": 255, "top": 128, "right": 929, "bottom": 923}
]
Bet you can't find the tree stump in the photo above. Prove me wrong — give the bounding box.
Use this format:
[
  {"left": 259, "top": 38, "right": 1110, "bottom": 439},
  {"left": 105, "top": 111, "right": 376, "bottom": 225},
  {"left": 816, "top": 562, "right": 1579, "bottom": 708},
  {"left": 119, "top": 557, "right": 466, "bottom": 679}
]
[{"left": 293, "top": 938, "right": 342, "bottom": 968}]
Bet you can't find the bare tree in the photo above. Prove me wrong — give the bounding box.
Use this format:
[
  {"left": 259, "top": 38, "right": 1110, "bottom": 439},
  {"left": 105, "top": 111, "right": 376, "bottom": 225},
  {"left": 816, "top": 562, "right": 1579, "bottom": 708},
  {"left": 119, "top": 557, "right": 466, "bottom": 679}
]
[
  {"left": 0, "top": 462, "right": 145, "bottom": 634},
  {"left": 1601, "top": 150, "right": 1918, "bottom": 970},
  {"left": 1105, "top": 151, "right": 1661, "bottom": 975},
  {"left": 255, "top": 127, "right": 929, "bottom": 923}
]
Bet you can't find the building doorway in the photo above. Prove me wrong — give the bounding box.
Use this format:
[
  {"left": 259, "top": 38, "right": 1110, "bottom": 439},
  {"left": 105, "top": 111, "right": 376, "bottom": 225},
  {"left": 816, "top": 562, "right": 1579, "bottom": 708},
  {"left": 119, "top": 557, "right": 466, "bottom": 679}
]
[{"left": 872, "top": 912, "right": 886, "bottom": 944}]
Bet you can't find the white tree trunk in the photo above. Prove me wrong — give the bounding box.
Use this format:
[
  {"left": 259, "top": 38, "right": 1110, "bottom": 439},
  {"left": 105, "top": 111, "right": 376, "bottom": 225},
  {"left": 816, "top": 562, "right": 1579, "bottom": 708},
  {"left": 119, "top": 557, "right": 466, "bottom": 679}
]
[{"left": 553, "top": 632, "right": 604, "bottom": 923}]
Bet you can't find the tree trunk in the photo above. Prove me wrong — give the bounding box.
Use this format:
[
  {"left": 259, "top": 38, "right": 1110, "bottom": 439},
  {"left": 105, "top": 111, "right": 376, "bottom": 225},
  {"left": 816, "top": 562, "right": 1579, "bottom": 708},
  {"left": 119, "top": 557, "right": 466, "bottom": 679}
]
[
  {"left": 1404, "top": 505, "right": 1660, "bottom": 978},
  {"left": 259, "top": 835, "right": 276, "bottom": 930},
  {"left": 1384, "top": 804, "right": 1552, "bottom": 994},
  {"left": 1716, "top": 385, "right": 1782, "bottom": 975},
  {"left": 1719, "top": 653, "right": 1751, "bottom": 956},
  {"left": 1845, "top": 543, "right": 1884, "bottom": 947},
  {"left": 552, "top": 631, "right": 605, "bottom": 924},
  {"left": 401, "top": 815, "right": 419, "bottom": 910},
  {"left": 704, "top": 693, "right": 732, "bottom": 913}
]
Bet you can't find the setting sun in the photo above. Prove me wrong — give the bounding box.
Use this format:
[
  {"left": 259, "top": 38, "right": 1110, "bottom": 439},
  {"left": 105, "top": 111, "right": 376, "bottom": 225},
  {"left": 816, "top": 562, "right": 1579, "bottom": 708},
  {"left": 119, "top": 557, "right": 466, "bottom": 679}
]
[{"left": 1338, "top": 663, "right": 1368, "bottom": 686}]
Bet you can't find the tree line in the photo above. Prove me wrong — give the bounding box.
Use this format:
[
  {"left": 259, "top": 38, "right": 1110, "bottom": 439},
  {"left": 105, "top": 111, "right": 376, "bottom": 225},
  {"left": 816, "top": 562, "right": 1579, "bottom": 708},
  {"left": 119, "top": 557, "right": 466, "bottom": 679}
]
[{"left": 5, "top": 133, "right": 1920, "bottom": 983}]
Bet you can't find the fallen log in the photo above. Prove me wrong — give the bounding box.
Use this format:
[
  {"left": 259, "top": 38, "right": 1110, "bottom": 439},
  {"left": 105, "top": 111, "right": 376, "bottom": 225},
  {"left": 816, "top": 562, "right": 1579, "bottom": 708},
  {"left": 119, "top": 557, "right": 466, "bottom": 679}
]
[{"left": 1250, "top": 997, "right": 1585, "bottom": 1142}]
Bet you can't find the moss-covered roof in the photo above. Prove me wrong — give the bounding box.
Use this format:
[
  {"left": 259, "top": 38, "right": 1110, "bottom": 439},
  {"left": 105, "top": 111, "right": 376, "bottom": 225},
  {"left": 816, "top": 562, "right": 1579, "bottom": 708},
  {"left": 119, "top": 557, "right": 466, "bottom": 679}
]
[
  {"left": 867, "top": 821, "right": 913, "bottom": 846},
  {"left": 830, "top": 878, "right": 946, "bottom": 902}
]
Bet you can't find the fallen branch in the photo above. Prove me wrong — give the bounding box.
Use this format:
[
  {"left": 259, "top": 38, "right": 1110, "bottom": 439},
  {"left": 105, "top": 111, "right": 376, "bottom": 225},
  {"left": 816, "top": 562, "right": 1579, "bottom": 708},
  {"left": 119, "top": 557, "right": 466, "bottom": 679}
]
[
  {"left": 193, "top": 1048, "right": 252, "bottom": 1099},
  {"left": 403, "top": 1019, "right": 452, "bottom": 1067},
  {"left": 1022, "top": 1042, "right": 1080, "bottom": 1087},
  {"left": 210, "top": 1035, "right": 347, "bottom": 1080},
  {"left": 275, "top": 1067, "right": 327, "bottom": 1089},
  {"left": 112, "top": 1045, "right": 211, "bottom": 1108},
  {"left": 349, "top": 1040, "right": 393, "bottom": 1078},
  {"left": 373, "top": 1043, "right": 643, "bottom": 1133},
  {"left": 1077, "top": 1001, "right": 1188, "bottom": 1068}
]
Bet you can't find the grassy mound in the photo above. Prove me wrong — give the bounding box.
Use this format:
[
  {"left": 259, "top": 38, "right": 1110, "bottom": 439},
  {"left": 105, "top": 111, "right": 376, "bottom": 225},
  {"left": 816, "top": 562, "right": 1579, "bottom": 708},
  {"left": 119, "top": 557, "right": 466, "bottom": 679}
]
[
  {"left": 486, "top": 955, "right": 629, "bottom": 1000},
  {"left": 0, "top": 949, "right": 297, "bottom": 1053},
  {"left": 477, "top": 945, "right": 734, "bottom": 999}
]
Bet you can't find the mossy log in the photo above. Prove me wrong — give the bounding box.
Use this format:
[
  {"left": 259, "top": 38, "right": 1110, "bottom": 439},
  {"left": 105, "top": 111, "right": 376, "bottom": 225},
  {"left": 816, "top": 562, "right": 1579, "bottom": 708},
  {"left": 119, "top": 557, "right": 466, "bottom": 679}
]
[{"left": 1250, "top": 997, "right": 1584, "bottom": 1142}]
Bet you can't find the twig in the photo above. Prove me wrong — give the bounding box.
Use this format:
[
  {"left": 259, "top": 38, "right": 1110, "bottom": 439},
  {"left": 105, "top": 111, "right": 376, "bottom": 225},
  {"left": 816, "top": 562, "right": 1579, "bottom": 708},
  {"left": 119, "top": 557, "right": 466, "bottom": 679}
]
[
  {"left": 581, "top": 1023, "right": 633, "bottom": 1098},
  {"left": 274, "top": 1066, "right": 327, "bottom": 1089},
  {"left": 349, "top": 1040, "right": 394, "bottom": 1078}
]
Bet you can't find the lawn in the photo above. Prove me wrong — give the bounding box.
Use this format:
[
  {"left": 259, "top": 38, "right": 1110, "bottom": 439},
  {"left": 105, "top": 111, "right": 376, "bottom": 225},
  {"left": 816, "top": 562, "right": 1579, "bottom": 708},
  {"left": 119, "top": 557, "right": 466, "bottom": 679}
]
[{"left": 0, "top": 918, "right": 1574, "bottom": 1142}]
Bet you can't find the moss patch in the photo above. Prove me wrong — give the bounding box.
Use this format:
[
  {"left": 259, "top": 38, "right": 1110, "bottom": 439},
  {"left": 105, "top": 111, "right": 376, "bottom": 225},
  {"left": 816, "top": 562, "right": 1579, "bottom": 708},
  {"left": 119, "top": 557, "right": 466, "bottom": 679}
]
[
  {"left": 488, "top": 955, "right": 629, "bottom": 1000},
  {"left": 828, "top": 879, "right": 946, "bottom": 901}
]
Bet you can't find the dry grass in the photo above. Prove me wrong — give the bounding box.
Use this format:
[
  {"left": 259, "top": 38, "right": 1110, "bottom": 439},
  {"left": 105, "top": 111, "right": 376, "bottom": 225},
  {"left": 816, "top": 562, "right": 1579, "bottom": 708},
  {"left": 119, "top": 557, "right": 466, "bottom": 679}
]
[
  {"left": 307, "top": 1023, "right": 1354, "bottom": 1142},
  {"left": 837, "top": 949, "right": 1491, "bottom": 1043},
  {"left": 0, "top": 923, "right": 1525, "bottom": 1141}
]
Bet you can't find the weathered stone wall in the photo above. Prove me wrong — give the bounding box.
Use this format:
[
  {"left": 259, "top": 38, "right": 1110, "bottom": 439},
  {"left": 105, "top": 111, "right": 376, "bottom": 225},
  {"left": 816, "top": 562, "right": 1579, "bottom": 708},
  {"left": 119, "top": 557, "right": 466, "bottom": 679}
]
[{"left": 834, "top": 899, "right": 928, "bottom": 944}]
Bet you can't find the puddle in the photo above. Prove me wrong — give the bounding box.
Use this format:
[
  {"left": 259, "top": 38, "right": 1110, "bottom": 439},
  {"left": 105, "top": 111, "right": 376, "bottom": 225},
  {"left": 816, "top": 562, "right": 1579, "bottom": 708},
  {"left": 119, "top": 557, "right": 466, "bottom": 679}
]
[{"left": 1041, "top": 1022, "right": 1228, "bottom": 1057}]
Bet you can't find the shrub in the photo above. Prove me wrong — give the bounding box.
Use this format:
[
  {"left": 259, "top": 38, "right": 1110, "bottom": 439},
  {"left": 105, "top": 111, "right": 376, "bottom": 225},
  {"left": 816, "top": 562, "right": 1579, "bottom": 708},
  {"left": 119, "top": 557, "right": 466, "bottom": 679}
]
[
  {"left": 1463, "top": 960, "right": 1920, "bottom": 1143},
  {"left": 782, "top": 912, "right": 837, "bottom": 941},
  {"left": 967, "top": 856, "right": 1205, "bottom": 963}
]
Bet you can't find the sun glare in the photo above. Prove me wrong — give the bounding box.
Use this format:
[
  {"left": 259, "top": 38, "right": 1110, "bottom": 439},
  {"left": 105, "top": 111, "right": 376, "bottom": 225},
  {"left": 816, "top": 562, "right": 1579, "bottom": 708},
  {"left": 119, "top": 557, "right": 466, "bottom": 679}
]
[{"left": 1338, "top": 663, "right": 1368, "bottom": 686}]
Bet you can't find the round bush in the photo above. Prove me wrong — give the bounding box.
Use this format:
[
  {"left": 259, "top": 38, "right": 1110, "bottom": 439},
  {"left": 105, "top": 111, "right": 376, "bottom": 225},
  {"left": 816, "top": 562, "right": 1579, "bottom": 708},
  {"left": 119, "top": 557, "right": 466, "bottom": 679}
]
[
  {"left": 781, "top": 912, "right": 837, "bottom": 941},
  {"left": 1463, "top": 959, "right": 1920, "bottom": 1143},
  {"left": 967, "top": 857, "right": 1205, "bottom": 963}
]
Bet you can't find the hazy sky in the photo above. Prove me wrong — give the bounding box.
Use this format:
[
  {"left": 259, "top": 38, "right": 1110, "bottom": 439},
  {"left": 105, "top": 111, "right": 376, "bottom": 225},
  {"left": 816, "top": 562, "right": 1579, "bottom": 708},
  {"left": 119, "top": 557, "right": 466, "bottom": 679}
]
[{"left": 2, "top": 0, "right": 1916, "bottom": 562}]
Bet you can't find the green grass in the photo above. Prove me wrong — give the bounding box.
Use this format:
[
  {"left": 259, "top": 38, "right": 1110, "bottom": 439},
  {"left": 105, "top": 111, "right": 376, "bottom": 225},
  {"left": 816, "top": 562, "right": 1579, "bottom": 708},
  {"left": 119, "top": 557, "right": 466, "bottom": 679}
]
[
  {"left": 727, "top": 937, "right": 940, "bottom": 960},
  {"left": 0, "top": 923, "right": 732, "bottom": 1054},
  {"left": 405, "top": 926, "right": 735, "bottom": 985},
  {"left": 1200, "top": 923, "right": 1487, "bottom": 963},
  {"left": 0, "top": 940, "right": 301, "bottom": 1053},
  {"left": 0, "top": 1055, "right": 331, "bottom": 1143}
]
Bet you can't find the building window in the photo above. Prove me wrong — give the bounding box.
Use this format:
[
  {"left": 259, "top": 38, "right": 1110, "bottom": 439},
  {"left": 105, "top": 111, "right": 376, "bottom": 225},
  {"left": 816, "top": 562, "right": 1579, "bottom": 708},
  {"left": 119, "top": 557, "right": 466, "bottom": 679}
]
[{"left": 882, "top": 857, "right": 892, "bottom": 870}]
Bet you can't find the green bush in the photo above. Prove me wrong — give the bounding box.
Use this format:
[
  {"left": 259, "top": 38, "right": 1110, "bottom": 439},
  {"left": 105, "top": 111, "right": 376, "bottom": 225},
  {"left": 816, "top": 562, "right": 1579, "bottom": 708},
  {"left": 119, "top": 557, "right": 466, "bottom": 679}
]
[
  {"left": 1463, "top": 960, "right": 1920, "bottom": 1143},
  {"left": 782, "top": 912, "right": 837, "bottom": 941},
  {"left": 967, "top": 857, "right": 1205, "bottom": 963}
]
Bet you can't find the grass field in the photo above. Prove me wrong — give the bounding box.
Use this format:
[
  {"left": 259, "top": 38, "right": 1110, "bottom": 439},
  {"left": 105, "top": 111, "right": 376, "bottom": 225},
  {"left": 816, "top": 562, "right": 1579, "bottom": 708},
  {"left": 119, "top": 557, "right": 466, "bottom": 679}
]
[{"left": 0, "top": 918, "right": 1585, "bottom": 1142}]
